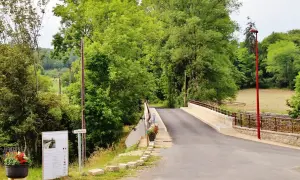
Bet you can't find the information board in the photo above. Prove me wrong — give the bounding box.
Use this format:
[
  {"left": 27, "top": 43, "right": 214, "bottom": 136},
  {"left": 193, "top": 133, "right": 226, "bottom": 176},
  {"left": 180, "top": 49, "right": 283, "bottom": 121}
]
[{"left": 42, "top": 131, "right": 68, "bottom": 180}]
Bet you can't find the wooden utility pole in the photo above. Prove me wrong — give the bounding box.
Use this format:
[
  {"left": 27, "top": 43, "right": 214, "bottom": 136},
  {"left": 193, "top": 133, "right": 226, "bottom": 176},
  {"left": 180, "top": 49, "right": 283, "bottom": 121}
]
[
  {"left": 184, "top": 70, "right": 187, "bottom": 107},
  {"left": 81, "top": 38, "right": 86, "bottom": 163}
]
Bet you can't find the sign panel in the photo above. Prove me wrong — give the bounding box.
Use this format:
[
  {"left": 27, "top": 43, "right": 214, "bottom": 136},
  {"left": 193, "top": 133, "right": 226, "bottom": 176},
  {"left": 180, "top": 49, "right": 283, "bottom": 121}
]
[
  {"left": 73, "top": 129, "right": 86, "bottom": 134},
  {"left": 42, "top": 131, "right": 68, "bottom": 180}
]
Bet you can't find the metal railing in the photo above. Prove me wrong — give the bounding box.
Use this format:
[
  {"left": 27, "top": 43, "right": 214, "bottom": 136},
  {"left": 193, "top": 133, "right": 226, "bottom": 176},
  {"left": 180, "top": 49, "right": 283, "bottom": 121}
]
[{"left": 189, "top": 100, "right": 300, "bottom": 134}]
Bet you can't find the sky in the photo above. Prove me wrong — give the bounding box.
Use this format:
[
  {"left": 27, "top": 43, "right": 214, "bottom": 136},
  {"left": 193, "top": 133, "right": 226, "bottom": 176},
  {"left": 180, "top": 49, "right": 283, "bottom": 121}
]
[{"left": 39, "top": 0, "right": 300, "bottom": 48}]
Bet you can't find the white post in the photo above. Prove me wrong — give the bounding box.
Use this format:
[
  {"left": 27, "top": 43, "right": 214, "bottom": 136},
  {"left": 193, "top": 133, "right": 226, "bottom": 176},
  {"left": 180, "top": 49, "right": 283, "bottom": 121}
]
[{"left": 78, "top": 133, "right": 82, "bottom": 173}]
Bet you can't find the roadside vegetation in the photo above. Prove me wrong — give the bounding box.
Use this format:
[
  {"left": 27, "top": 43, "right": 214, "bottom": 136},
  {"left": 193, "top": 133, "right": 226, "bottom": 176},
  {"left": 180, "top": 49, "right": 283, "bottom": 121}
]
[{"left": 1, "top": 0, "right": 300, "bottom": 179}]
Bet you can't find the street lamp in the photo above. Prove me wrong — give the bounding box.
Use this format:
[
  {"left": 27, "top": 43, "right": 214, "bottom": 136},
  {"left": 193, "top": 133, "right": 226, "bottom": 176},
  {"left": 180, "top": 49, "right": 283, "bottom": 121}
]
[{"left": 250, "top": 28, "right": 261, "bottom": 139}]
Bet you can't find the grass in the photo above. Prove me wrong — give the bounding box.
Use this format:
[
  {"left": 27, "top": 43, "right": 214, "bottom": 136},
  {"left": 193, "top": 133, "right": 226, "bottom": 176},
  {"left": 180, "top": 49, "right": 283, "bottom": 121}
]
[
  {"left": 224, "top": 89, "right": 294, "bottom": 114},
  {"left": 124, "top": 143, "right": 138, "bottom": 153},
  {"left": 149, "top": 101, "right": 168, "bottom": 108},
  {"left": 109, "top": 156, "right": 141, "bottom": 165},
  {"left": 0, "top": 126, "right": 160, "bottom": 180},
  {"left": 0, "top": 166, "right": 42, "bottom": 180},
  {"left": 69, "top": 155, "right": 160, "bottom": 180}
]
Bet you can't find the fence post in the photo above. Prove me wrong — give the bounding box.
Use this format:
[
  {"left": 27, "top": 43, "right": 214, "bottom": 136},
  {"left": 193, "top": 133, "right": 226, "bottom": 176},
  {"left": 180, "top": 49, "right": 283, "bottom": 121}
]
[
  {"left": 292, "top": 120, "right": 294, "bottom": 133},
  {"left": 240, "top": 113, "right": 243, "bottom": 127},
  {"left": 248, "top": 115, "right": 251, "bottom": 128},
  {"left": 260, "top": 116, "right": 263, "bottom": 130},
  {"left": 275, "top": 118, "right": 277, "bottom": 132},
  {"left": 233, "top": 113, "right": 237, "bottom": 126}
]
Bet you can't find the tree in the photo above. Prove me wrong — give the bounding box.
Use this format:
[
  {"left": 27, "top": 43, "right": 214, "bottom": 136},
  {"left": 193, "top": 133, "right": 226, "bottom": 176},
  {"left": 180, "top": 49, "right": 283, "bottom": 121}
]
[
  {"left": 144, "top": 0, "right": 241, "bottom": 105},
  {"left": 288, "top": 73, "right": 300, "bottom": 118},
  {"left": 0, "top": 45, "right": 80, "bottom": 163},
  {"left": 53, "top": 0, "right": 158, "bottom": 152},
  {"left": 0, "top": 0, "right": 49, "bottom": 92},
  {"left": 266, "top": 40, "right": 300, "bottom": 88}
]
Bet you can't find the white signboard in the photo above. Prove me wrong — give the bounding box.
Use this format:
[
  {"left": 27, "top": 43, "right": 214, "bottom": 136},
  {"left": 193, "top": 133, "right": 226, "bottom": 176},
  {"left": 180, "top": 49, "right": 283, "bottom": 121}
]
[
  {"left": 42, "top": 131, "right": 68, "bottom": 180},
  {"left": 73, "top": 129, "right": 86, "bottom": 134}
]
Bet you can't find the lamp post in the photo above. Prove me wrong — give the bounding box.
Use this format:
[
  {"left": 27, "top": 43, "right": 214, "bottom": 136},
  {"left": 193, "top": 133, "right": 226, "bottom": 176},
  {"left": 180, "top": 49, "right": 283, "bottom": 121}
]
[{"left": 250, "top": 28, "right": 261, "bottom": 139}]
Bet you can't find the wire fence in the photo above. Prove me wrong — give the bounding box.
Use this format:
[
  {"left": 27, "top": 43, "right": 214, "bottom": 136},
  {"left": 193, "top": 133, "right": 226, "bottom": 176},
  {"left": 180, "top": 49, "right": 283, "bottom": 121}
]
[{"left": 189, "top": 100, "right": 300, "bottom": 134}]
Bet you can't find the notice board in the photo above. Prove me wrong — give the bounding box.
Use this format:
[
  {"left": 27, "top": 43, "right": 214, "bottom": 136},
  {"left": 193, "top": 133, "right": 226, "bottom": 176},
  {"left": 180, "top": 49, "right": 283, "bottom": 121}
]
[{"left": 42, "top": 131, "right": 68, "bottom": 180}]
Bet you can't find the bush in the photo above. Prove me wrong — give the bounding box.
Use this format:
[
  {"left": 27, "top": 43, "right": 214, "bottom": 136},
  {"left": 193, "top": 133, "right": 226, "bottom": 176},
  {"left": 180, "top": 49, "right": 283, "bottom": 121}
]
[{"left": 288, "top": 73, "right": 300, "bottom": 118}]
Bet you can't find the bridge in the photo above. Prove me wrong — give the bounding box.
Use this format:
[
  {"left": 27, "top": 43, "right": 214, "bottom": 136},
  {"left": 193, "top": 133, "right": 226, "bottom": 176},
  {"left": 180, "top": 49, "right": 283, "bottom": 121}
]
[{"left": 128, "top": 106, "right": 300, "bottom": 180}]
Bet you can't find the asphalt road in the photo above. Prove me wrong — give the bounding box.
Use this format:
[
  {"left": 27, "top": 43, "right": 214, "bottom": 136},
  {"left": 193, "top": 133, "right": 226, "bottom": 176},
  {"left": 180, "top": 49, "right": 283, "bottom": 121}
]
[{"left": 131, "top": 108, "right": 300, "bottom": 180}]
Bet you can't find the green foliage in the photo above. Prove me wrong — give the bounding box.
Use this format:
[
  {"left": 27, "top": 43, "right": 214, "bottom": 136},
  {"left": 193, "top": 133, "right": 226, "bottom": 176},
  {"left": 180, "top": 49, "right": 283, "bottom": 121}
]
[
  {"left": 288, "top": 73, "right": 300, "bottom": 118},
  {"left": 236, "top": 17, "right": 300, "bottom": 90},
  {"left": 243, "top": 17, "right": 257, "bottom": 53},
  {"left": 4, "top": 157, "right": 20, "bottom": 166},
  {"left": 4, "top": 152, "right": 31, "bottom": 166},
  {"left": 146, "top": 0, "right": 240, "bottom": 106},
  {"left": 0, "top": 45, "right": 81, "bottom": 163},
  {"left": 266, "top": 40, "right": 300, "bottom": 89},
  {"left": 53, "top": 0, "right": 158, "bottom": 153}
]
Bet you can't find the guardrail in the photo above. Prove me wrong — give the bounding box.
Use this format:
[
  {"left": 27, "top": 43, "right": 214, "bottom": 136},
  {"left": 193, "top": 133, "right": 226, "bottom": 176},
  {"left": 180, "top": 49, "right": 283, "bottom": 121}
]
[{"left": 189, "top": 100, "right": 300, "bottom": 134}]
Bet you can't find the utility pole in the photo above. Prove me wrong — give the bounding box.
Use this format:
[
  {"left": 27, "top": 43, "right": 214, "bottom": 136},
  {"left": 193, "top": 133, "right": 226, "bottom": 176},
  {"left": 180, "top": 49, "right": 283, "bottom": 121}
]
[
  {"left": 184, "top": 70, "right": 187, "bottom": 107},
  {"left": 81, "top": 38, "right": 86, "bottom": 163}
]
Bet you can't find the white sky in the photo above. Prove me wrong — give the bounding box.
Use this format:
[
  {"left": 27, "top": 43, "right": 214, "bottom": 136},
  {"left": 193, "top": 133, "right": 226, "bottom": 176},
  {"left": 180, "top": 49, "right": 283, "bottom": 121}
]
[{"left": 39, "top": 0, "right": 300, "bottom": 48}]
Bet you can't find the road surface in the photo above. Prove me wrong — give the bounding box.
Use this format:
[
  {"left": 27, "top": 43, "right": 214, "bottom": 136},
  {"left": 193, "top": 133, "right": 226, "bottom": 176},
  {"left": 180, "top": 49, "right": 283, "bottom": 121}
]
[{"left": 130, "top": 109, "right": 300, "bottom": 180}]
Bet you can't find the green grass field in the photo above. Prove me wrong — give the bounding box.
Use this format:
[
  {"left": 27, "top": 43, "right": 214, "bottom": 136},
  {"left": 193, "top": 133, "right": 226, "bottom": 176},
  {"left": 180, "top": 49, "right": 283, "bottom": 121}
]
[{"left": 224, "top": 89, "right": 295, "bottom": 114}]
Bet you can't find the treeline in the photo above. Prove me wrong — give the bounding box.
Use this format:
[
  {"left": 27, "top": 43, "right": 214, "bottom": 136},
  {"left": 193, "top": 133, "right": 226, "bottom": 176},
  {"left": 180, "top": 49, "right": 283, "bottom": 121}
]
[
  {"left": 236, "top": 20, "right": 300, "bottom": 90},
  {"left": 235, "top": 20, "right": 300, "bottom": 117},
  {"left": 0, "top": 0, "right": 81, "bottom": 164},
  {"left": 51, "top": 0, "right": 242, "bottom": 156}
]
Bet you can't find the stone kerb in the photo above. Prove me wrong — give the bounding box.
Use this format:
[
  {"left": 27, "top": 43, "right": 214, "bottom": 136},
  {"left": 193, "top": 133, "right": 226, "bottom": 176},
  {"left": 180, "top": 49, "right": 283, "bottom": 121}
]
[
  {"left": 137, "top": 159, "right": 144, "bottom": 166},
  {"left": 127, "top": 161, "right": 137, "bottom": 168},
  {"left": 105, "top": 166, "right": 120, "bottom": 172},
  {"left": 88, "top": 169, "right": 105, "bottom": 176},
  {"left": 119, "top": 163, "right": 129, "bottom": 169}
]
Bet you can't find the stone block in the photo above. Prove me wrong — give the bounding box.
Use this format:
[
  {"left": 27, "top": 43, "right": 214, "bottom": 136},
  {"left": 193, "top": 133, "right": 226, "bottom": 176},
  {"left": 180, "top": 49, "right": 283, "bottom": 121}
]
[
  {"left": 127, "top": 161, "right": 137, "bottom": 168},
  {"left": 144, "top": 151, "right": 151, "bottom": 155},
  {"left": 149, "top": 142, "right": 154, "bottom": 147},
  {"left": 119, "top": 163, "right": 128, "bottom": 169},
  {"left": 147, "top": 146, "right": 154, "bottom": 150},
  {"left": 105, "top": 165, "right": 120, "bottom": 172},
  {"left": 88, "top": 169, "right": 105, "bottom": 176},
  {"left": 143, "top": 154, "right": 150, "bottom": 158},
  {"left": 137, "top": 159, "right": 144, "bottom": 166},
  {"left": 141, "top": 156, "right": 148, "bottom": 161}
]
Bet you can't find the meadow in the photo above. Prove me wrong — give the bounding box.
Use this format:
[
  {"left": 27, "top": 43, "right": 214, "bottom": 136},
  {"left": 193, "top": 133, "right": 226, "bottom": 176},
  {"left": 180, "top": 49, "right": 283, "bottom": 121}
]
[{"left": 224, "top": 89, "right": 295, "bottom": 114}]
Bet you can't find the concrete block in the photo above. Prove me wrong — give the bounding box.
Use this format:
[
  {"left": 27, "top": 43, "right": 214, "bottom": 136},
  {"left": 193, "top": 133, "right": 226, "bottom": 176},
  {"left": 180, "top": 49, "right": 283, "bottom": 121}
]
[
  {"left": 143, "top": 154, "right": 150, "bottom": 158},
  {"left": 144, "top": 151, "right": 151, "bottom": 155},
  {"left": 149, "top": 142, "right": 154, "bottom": 147},
  {"left": 105, "top": 165, "right": 120, "bottom": 172},
  {"left": 88, "top": 169, "right": 105, "bottom": 176},
  {"left": 137, "top": 159, "right": 144, "bottom": 166},
  {"left": 127, "top": 161, "right": 137, "bottom": 168},
  {"left": 147, "top": 149, "right": 154, "bottom": 152},
  {"left": 141, "top": 156, "right": 148, "bottom": 161},
  {"left": 148, "top": 146, "right": 154, "bottom": 150},
  {"left": 119, "top": 163, "right": 128, "bottom": 169}
]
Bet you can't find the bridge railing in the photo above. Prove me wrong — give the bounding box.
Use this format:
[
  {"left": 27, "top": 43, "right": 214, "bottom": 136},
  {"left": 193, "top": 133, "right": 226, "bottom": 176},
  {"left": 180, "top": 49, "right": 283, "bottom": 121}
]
[{"left": 189, "top": 100, "right": 300, "bottom": 134}]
